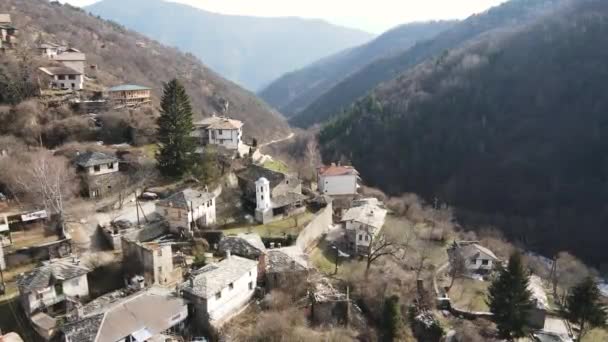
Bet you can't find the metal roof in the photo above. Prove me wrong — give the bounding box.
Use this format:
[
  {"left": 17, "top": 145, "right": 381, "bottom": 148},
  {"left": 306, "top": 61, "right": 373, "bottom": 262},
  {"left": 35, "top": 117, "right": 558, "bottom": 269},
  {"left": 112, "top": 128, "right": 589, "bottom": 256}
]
[{"left": 108, "top": 85, "right": 151, "bottom": 92}]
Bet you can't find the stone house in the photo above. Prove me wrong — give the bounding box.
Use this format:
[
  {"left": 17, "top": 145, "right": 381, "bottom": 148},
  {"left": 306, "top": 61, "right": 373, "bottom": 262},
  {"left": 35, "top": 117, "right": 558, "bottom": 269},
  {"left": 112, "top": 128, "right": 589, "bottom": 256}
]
[
  {"left": 39, "top": 66, "right": 84, "bottom": 91},
  {"left": 180, "top": 254, "right": 257, "bottom": 327},
  {"left": 108, "top": 84, "right": 152, "bottom": 107},
  {"left": 317, "top": 163, "right": 360, "bottom": 196},
  {"left": 265, "top": 247, "right": 309, "bottom": 291},
  {"left": 193, "top": 115, "right": 243, "bottom": 152},
  {"left": 237, "top": 165, "right": 307, "bottom": 224},
  {"left": 121, "top": 223, "right": 180, "bottom": 286},
  {"left": 0, "top": 14, "right": 17, "bottom": 49},
  {"left": 38, "top": 42, "right": 68, "bottom": 58},
  {"left": 73, "top": 151, "right": 123, "bottom": 198},
  {"left": 446, "top": 241, "right": 499, "bottom": 274},
  {"left": 341, "top": 201, "right": 387, "bottom": 255},
  {"left": 156, "top": 188, "right": 217, "bottom": 235},
  {"left": 61, "top": 287, "right": 188, "bottom": 342},
  {"left": 219, "top": 233, "right": 266, "bottom": 280}
]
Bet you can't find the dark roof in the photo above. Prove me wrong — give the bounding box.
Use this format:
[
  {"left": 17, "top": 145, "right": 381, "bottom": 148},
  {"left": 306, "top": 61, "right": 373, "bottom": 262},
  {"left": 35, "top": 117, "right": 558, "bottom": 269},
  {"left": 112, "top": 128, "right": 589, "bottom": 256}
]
[
  {"left": 73, "top": 152, "right": 119, "bottom": 168},
  {"left": 267, "top": 249, "right": 308, "bottom": 273},
  {"left": 17, "top": 260, "right": 90, "bottom": 293},
  {"left": 156, "top": 188, "right": 216, "bottom": 210},
  {"left": 61, "top": 314, "right": 104, "bottom": 342},
  {"left": 237, "top": 164, "right": 286, "bottom": 189},
  {"left": 39, "top": 66, "right": 82, "bottom": 76},
  {"left": 271, "top": 192, "right": 308, "bottom": 208},
  {"left": 219, "top": 233, "right": 266, "bottom": 258}
]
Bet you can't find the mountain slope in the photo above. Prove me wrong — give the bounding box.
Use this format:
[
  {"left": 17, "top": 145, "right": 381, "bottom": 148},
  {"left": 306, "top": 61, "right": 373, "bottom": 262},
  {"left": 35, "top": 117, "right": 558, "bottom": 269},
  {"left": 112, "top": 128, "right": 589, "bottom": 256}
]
[
  {"left": 2, "top": 0, "right": 290, "bottom": 142},
  {"left": 259, "top": 21, "right": 456, "bottom": 117},
  {"left": 319, "top": 0, "right": 608, "bottom": 265},
  {"left": 86, "top": 0, "right": 374, "bottom": 91},
  {"left": 291, "top": 0, "right": 561, "bottom": 127}
]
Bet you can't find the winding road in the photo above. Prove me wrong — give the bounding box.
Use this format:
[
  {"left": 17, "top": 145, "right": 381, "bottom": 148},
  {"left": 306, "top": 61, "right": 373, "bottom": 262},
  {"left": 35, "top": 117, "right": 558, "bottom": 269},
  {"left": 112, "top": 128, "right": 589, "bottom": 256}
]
[{"left": 260, "top": 132, "right": 295, "bottom": 147}]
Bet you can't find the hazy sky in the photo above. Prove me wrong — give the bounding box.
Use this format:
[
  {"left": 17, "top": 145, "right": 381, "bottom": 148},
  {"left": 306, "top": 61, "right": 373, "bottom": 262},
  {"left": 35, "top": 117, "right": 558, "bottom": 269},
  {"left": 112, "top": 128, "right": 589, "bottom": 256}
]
[{"left": 62, "top": 0, "right": 508, "bottom": 33}]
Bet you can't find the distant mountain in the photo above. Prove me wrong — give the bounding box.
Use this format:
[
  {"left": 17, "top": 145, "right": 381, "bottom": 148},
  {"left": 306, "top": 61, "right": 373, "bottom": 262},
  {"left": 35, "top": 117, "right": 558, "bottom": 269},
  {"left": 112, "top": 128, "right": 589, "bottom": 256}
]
[
  {"left": 319, "top": 0, "right": 608, "bottom": 265},
  {"left": 259, "top": 21, "right": 456, "bottom": 118},
  {"left": 291, "top": 0, "right": 560, "bottom": 128},
  {"left": 86, "top": 0, "right": 374, "bottom": 91},
  {"left": 1, "top": 0, "right": 290, "bottom": 142}
]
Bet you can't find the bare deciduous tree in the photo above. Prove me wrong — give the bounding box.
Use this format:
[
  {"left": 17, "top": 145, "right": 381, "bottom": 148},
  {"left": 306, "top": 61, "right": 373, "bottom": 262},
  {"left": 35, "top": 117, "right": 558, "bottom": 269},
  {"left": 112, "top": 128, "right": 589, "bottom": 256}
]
[
  {"left": 447, "top": 250, "right": 468, "bottom": 291},
  {"left": 365, "top": 228, "right": 410, "bottom": 274}
]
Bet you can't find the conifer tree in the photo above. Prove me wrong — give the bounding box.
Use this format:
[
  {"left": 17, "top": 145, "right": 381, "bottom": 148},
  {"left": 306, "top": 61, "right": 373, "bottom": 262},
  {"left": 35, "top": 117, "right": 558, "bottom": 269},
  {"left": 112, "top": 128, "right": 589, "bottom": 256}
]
[
  {"left": 565, "top": 276, "right": 607, "bottom": 341},
  {"left": 486, "top": 252, "right": 533, "bottom": 339},
  {"left": 156, "top": 79, "right": 196, "bottom": 178},
  {"left": 383, "top": 295, "right": 403, "bottom": 341}
]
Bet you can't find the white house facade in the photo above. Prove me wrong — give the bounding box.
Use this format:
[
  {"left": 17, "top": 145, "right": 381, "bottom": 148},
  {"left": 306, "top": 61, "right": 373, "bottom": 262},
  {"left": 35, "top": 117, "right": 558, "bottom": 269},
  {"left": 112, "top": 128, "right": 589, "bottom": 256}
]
[
  {"left": 193, "top": 116, "right": 243, "bottom": 151},
  {"left": 39, "top": 66, "right": 84, "bottom": 91},
  {"left": 17, "top": 259, "right": 90, "bottom": 315},
  {"left": 181, "top": 254, "right": 257, "bottom": 326},
  {"left": 317, "top": 163, "right": 360, "bottom": 196},
  {"left": 156, "top": 188, "right": 217, "bottom": 234},
  {"left": 447, "top": 241, "right": 499, "bottom": 273},
  {"left": 342, "top": 201, "right": 387, "bottom": 255}
]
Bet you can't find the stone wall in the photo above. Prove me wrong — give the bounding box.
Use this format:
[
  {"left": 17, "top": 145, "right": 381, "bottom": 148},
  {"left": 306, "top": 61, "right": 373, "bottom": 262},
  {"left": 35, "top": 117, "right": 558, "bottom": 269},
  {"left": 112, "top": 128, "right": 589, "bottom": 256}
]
[{"left": 296, "top": 201, "right": 333, "bottom": 252}]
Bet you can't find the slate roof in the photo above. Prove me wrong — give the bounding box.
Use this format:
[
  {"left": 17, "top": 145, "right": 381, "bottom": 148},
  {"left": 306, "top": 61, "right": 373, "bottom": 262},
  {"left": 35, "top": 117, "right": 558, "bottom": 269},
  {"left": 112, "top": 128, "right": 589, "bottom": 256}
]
[
  {"left": 318, "top": 164, "right": 359, "bottom": 177},
  {"left": 0, "top": 14, "right": 11, "bottom": 24},
  {"left": 236, "top": 164, "right": 286, "bottom": 189},
  {"left": 219, "top": 233, "right": 266, "bottom": 259},
  {"left": 17, "top": 259, "right": 90, "bottom": 293},
  {"left": 271, "top": 192, "right": 308, "bottom": 208},
  {"left": 182, "top": 256, "right": 257, "bottom": 299},
  {"left": 108, "top": 84, "right": 151, "bottom": 92},
  {"left": 156, "top": 188, "right": 216, "bottom": 210},
  {"left": 267, "top": 247, "right": 308, "bottom": 273},
  {"left": 450, "top": 241, "right": 499, "bottom": 261},
  {"left": 194, "top": 116, "right": 243, "bottom": 130},
  {"left": 341, "top": 203, "right": 387, "bottom": 230},
  {"left": 63, "top": 288, "right": 187, "bottom": 342},
  {"left": 53, "top": 52, "right": 86, "bottom": 61},
  {"left": 39, "top": 42, "right": 64, "bottom": 49},
  {"left": 39, "top": 66, "right": 82, "bottom": 76},
  {"left": 73, "top": 151, "right": 119, "bottom": 168}
]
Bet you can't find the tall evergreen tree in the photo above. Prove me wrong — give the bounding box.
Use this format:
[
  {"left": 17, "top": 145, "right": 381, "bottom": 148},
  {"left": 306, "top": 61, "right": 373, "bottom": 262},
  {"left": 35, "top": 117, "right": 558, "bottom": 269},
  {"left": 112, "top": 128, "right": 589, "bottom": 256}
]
[
  {"left": 565, "top": 276, "right": 607, "bottom": 341},
  {"left": 156, "top": 79, "right": 196, "bottom": 178},
  {"left": 383, "top": 295, "right": 403, "bottom": 341},
  {"left": 486, "top": 252, "right": 534, "bottom": 339}
]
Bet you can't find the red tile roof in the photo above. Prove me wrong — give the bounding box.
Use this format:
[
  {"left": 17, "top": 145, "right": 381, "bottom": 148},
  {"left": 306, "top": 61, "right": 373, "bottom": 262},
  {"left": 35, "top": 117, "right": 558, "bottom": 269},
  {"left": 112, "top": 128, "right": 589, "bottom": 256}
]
[{"left": 318, "top": 163, "right": 358, "bottom": 176}]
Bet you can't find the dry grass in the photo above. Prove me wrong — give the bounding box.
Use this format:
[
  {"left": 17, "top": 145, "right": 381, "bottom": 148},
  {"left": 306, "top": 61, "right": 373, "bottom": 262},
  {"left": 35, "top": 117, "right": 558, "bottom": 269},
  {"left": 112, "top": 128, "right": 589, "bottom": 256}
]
[
  {"left": 221, "top": 211, "right": 314, "bottom": 238},
  {"left": 583, "top": 328, "right": 608, "bottom": 342},
  {"left": 448, "top": 278, "right": 490, "bottom": 312}
]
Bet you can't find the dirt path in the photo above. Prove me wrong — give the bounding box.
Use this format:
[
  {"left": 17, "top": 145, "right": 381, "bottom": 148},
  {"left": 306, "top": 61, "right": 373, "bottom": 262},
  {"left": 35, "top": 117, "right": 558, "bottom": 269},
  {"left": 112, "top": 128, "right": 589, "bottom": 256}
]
[{"left": 260, "top": 132, "right": 295, "bottom": 147}]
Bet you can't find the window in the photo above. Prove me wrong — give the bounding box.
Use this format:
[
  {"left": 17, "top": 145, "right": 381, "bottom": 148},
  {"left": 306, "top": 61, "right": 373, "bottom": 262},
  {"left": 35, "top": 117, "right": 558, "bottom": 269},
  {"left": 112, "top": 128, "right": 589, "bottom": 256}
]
[
  {"left": 58, "top": 75, "right": 66, "bottom": 80},
  {"left": 364, "top": 235, "right": 369, "bottom": 241},
  {"left": 261, "top": 195, "right": 264, "bottom": 200},
  {"left": 215, "top": 291, "right": 222, "bottom": 300},
  {"left": 229, "top": 282, "right": 234, "bottom": 290},
  {"left": 249, "top": 271, "right": 252, "bottom": 276},
  {"left": 54, "top": 283, "right": 64, "bottom": 296},
  {"left": 93, "top": 165, "right": 100, "bottom": 172},
  {"left": 248, "top": 282, "right": 253, "bottom": 290},
  {"left": 359, "top": 234, "right": 363, "bottom": 241},
  {"left": 260, "top": 186, "right": 264, "bottom": 192},
  {"left": 36, "top": 292, "right": 44, "bottom": 300},
  {"left": 481, "top": 259, "right": 489, "bottom": 266},
  {"left": 158, "top": 266, "right": 162, "bottom": 273},
  {"left": 219, "top": 129, "right": 224, "bottom": 135},
  {"left": 470, "top": 258, "right": 477, "bottom": 264},
  {"left": 68, "top": 75, "right": 76, "bottom": 80},
  {"left": 157, "top": 249, "right": 162, "bottom": 257},
  {"left": 107, "top": 163, "right": 114, "bottom": 169},
  {"left": 71, "top": 83, "right": 75, "bottom": 88}
]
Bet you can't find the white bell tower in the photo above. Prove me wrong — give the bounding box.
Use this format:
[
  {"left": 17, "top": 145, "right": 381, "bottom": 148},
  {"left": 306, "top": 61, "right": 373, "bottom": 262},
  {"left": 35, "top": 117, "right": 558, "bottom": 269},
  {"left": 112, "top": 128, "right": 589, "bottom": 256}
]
[{"left": 255, "top": 177, "right": 271, "bottom": 211}]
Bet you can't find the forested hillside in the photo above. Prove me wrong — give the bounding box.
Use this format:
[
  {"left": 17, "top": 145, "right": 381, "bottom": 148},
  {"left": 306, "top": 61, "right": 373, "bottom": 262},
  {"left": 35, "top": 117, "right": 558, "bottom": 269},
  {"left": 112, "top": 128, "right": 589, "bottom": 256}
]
[
  {"left": 87, "top": 0, "right": 373, "bottom": 91},
  {"left": 319, "top": 0, "right": 608, "bottom": 266},
  {"left": 259, "top": 21, "right": 456, "bottom": 117},
  {"left": 0, "top": 0, "right": 290, "bottom": 143},
  {"left": 292, "top": 0, "right": 561, "bottom": 128}
]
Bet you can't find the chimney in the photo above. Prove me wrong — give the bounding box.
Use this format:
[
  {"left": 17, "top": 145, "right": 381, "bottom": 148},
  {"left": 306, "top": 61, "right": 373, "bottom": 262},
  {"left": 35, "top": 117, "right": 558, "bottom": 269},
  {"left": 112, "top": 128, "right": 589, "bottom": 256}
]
[
  {"left": 226, "top": 250, "right": 231, "bottom": 259},
  {"left": 331, "top": 162, "right": 336, "bottom": 167},
  {"left": 270, "top": 242, "right": 275, "bottom": 249},
  {"left": 189, "top": 276, "right": 194, "bottom": 287},
  {"left": 277, "top": 243, "right": 282, "bottom": 248}
]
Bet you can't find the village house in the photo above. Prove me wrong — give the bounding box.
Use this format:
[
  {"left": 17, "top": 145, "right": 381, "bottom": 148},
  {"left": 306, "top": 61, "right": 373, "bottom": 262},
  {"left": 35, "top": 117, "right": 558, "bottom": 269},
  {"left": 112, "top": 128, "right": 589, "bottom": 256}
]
[
  {"left": 317, "top": 163, "right": 360, "bottom": 196},
  {"left": 38, "top": 42, "right": 67, "bottom": 58},
  {"left": 219, "top": 233, "right": 267, "bottom": 280},
  {"left": 341, "top": 200, "right": 387, "bottom": 255},
  {"left": 193, "top": 115, "right": 243, "bottom": 152},
  {"left": 17, "top": 258, "right": 90, "bottom": 339},
  {"left": 39, "top": 66, "right": 84, "bottom": 91},
  {"left": 121, "top": 223, "right": 181, "bottom": 286},
  {"left": 0, "top": 14, "right": 17, "bottom": 50},
  {"left": 265, "top": 246, "right": 309, "bottom": 290},
  {"left": 156, "top": 188, "right": 217, "bottom": 235},
  {"left": 446, "top": 241, "right": 499, "bottom": 275},
  {"left": 51, "top": 52, "right": 87, "bottom": 74},
  {"left": 108, "top": 84, "right": 152, "bottom": 107},
  {"left": 180, "top": 253, "right": 258, "bottom": 327},
  {"left": 528, "top": 274, "right": 549, "bottom": 330},
  {"left": 61, "top": 287, "right": 188, "bottom": 342},
  {"left": 73, "top": 151, "right": 123, "bottom": 198},
  {"left": 237, "top": 164, "right": 308, "bottom": 224}
]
